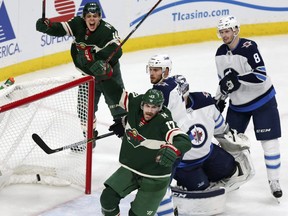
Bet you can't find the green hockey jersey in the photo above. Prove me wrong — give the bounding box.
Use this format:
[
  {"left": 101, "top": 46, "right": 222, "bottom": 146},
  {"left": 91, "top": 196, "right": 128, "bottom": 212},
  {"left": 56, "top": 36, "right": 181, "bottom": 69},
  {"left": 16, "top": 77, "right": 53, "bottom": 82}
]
[
  {"left": 43, "top": 16, "right": 122, "bottom": 74},
  {"left": 118, "top": 91, "right": 191, "bottom": 178}
]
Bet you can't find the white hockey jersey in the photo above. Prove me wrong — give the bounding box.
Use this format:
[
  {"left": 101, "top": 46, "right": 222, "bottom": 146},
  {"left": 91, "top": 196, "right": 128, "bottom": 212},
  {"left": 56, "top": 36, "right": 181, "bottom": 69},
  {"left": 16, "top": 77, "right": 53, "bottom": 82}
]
[
  {"left": 153, "top": 76, "right": 190, "bottom": 133},
  {"left": 215, "top": 38, "right": 275, "bottom": 112},
  {"left": 181, "top": 92, "right": 227, "bottom": 162},
  {"left": 154, "top": 76, "right": 228, "bottom": 161}
]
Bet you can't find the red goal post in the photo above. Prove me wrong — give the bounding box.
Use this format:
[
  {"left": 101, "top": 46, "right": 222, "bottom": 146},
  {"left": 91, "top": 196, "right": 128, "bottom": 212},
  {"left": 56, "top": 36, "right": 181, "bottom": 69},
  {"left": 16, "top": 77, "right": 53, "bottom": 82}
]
[{"left": 0, "top": 75, "right": 95, "bottom": 194}]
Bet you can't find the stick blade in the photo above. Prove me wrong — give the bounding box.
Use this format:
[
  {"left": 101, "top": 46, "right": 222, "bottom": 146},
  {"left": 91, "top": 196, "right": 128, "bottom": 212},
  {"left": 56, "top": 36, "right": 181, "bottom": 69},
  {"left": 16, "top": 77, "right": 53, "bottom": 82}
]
[{"left": 32, "top": 133, "right": 54, "bottom": 154}]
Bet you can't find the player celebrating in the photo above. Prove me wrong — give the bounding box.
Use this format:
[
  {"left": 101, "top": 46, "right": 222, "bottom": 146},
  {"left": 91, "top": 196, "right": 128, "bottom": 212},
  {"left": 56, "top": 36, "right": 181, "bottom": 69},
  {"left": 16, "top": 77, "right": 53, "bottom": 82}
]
[
  {"left": 102, "top": 87, "right": 191, "bottom": 216},
  {"left": 214, "top": 15, "right": 282, "bottom": 199},
  {"left": 36, "top": 2, "right": 127, "bottom": 147}
]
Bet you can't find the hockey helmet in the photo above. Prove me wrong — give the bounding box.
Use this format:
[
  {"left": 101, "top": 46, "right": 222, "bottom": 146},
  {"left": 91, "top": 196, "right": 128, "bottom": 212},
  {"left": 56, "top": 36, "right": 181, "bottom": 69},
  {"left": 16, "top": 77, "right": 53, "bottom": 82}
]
[
  {"left": 82, "top": 2, "right": 101, "bottom": 18},
  {"left": 217, "top": 16, "right": 240, "bottom": 38},
  {"left": 142, "top": 89, "right": 164, "bottom": 109},
  {"left": 146, "top": 54, "right": 172, "bottom": 73},
  {"left": 174, "top": 75, "right": 189, "bottom": 98}
]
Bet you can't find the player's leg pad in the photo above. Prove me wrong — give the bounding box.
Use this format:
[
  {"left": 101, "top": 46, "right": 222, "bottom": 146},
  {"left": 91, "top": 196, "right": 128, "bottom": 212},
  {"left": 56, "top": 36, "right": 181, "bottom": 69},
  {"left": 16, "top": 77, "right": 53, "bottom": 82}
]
[{"left": 171, "top": 186, "right": 226, "bottom": 216}]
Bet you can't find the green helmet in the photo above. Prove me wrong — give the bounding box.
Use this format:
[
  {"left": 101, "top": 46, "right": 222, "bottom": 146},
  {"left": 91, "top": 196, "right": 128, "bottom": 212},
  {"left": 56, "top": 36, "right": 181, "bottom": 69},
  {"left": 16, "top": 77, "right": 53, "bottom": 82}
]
[
  {"left": 82, "top": 2, "right": 101, "bottom": 18},
  {"left": 142, "top": 89, "right": 164, "bottom": 108}
]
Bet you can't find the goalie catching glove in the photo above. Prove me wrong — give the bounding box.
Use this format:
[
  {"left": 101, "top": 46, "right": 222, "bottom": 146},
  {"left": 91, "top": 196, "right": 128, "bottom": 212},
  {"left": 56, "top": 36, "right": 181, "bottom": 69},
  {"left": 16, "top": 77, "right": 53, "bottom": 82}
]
[
  {"left": 156, "top": 144, "right": 181, "bottom": 167},
  {"left": 215, "top": 129, "right": 250, "bottom": 152}
]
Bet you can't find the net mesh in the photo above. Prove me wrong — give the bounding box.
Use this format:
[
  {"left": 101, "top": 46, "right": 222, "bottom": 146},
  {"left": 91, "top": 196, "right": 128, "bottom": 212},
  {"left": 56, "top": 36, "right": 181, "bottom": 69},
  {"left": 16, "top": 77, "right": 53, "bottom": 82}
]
[{"left": 0, "top": 75, "right": 94, "bottom": 191}]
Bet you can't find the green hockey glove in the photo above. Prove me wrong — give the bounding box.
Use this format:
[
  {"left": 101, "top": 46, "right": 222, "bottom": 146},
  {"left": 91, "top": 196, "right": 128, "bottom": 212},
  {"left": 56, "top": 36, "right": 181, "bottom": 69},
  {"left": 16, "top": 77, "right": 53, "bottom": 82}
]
[
  {"left": 156, "top": 144, "right": 181, "bottom": 167},
  {"left": 88, "top": 60, "right": 113, "bottom": 81},
  {"left": 36, "top": 18, "right": 51, "bottom": 33}
]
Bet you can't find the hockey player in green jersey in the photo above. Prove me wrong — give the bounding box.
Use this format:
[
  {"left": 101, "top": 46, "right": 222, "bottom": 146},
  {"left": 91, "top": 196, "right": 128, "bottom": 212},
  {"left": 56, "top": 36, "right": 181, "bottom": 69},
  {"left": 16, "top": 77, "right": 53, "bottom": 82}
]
[
  {"left": 36, "top": 2, "right": 126, "bottom": 121},
  {"left": 101, "top": 88, "right": 191, "bottom": 216}
]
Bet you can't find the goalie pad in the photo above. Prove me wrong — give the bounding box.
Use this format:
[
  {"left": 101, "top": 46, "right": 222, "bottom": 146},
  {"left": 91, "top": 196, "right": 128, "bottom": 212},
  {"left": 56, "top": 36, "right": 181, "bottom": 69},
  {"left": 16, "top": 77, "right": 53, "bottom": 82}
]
[
  {"left": 209, "top": 149, "right": 255, "bottom": 193},
  {"left": 171, "top": 186, "right": 226, "bottom": 216},
  {"left": 215, "top": 129, "right": 250, "bottom": 152}
]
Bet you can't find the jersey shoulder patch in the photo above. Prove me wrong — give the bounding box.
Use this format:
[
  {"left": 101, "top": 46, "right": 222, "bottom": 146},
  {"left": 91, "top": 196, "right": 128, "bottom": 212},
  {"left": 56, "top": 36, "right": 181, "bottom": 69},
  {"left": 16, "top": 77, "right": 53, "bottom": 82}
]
[{"left": 153, "top": 77, "right": 178, "bottom": 106}]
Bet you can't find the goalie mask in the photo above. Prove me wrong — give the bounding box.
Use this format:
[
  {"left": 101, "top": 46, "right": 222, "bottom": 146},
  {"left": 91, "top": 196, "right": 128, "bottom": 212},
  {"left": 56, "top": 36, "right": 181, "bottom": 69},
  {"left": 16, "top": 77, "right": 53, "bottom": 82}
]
[
  {"left": 174, "top": 75, "right": 189, "bottom": 98},
  {"left": 146, "top": 54, "right": 172, "bottom": 74},
  {"left": 82, "top": 2, "right": 102, "bottom": 18}
]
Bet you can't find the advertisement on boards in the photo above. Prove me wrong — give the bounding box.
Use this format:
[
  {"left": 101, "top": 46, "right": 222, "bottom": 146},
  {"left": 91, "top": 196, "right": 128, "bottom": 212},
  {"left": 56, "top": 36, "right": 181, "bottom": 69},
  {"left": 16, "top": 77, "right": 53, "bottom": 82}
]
[{"left": 0, "top": 0, "right": 287, "bottom": 73}]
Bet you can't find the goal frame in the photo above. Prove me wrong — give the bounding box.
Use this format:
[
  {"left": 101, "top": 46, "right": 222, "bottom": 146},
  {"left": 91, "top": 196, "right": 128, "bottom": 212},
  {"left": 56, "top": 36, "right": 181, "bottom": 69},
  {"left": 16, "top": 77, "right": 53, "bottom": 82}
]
[{"left": 0, "top": 75, "right": 95, "bottom": 194}]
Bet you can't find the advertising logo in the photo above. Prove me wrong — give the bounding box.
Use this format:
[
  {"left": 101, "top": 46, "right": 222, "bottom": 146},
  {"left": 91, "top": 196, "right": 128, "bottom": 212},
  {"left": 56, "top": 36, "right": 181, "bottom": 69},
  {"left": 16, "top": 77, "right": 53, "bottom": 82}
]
[
  {"left": 50, "top": 0, "right": 106, "bottom": 22},
  {"left": 0, "top": 1, "right": 20, "bottom": 58},
  {"left": 0, "top": 1, "right": 15, "bottom": 43}
]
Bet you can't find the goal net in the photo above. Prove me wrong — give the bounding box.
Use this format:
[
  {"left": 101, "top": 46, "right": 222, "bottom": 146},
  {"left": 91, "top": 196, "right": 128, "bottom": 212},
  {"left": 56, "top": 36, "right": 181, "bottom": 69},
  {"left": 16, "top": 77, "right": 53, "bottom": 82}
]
[{"left": 0, "top": 75, "right": 95, "bottom": 194}]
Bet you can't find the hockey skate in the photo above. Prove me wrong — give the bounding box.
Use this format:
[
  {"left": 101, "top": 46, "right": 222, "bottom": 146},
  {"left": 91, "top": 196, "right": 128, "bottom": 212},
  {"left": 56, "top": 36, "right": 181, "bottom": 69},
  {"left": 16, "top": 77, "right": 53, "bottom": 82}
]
[{"left": 269, "top": 180, "right": 282, "bottom": 200}]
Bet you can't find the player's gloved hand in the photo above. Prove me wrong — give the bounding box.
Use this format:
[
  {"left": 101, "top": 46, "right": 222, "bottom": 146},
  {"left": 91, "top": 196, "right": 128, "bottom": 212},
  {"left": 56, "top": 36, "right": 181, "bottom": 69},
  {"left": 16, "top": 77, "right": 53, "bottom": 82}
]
[
  {"left": 87, "top": 60, "right": 113, "bottom": 81},
  {"left": 156, "top": 144, "right": 181, "bottom": 167},
  {"left": 109, "top": 116, "right": 127, "bottom": 138},
  {"left": 214, "top": 98, "right": 226, "bottom": 113},
  {"left": 219, "top": 68, "right": 240, "bottom": 95},
  {"left": 76, "top": 49, "right": 95, "bottom": 67},
  {"left": 36, "top": 18, "right": 51, "bottom": 33}
]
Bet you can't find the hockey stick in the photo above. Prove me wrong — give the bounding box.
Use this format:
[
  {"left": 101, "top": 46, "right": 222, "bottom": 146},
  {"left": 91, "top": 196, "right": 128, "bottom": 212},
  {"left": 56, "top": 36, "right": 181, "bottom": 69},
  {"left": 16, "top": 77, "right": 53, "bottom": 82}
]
[
  {"left": 42, "top": 0, "right": 46, "bottom": 21},
  {"left": 32, "top": 132, "right": 114, "bottom": 154},
  {"left": 105, "top": 0, "right": 163, "bottom": 64}
]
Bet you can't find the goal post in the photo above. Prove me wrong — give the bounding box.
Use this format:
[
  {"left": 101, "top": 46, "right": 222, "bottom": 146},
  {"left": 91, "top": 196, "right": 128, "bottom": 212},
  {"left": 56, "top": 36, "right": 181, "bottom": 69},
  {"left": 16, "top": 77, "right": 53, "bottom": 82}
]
[{"left": 0, "top": 75, "right": 95, "bottom": 194}]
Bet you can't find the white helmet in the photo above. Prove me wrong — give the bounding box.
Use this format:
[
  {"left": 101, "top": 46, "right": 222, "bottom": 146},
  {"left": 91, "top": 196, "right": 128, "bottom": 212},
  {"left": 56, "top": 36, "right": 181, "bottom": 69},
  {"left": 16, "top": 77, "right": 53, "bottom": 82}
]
[
  {"left": 217, "top": 16, "right": 240, "bottom": 38},
  {"left": 146, "top": 54, "right": 172, "bottom": 73}
]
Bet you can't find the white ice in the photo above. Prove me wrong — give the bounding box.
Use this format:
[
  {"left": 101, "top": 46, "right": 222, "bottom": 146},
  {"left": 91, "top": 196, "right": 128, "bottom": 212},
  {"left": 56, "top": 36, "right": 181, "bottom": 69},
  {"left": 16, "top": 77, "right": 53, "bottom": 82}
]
[{"left": 0, "top": 35, "right": 287, "bottom": 216}]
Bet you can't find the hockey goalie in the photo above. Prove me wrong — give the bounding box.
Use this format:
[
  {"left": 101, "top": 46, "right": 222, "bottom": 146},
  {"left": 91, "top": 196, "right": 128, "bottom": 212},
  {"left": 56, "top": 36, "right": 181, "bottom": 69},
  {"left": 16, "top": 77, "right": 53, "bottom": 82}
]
[
  {"left": 153, "top": 74, "right": 254, "bottom": 216},
  {"left": 171, "top": 91, "right": 255, "bottom": 215},
  {"left": 143, "top": 55, "right": 254, "bottom": 215}
]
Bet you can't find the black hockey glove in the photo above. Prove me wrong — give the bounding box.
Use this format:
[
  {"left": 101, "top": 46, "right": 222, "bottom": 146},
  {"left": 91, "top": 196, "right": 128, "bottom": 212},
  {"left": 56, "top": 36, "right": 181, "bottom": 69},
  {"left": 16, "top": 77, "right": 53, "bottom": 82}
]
[
  {"left": 219, "top": 68, "right": 240, "bottom": 95},
  {"left": 156, "top": 144, "right": 181, "bottom": 167},
  {"left": 108, "top": 116, "right": 127, "bottom": 138},
  {"left": 214, "top": 98, "right": 226, "bottom": 113},
  {"left": 36, "top": 18, "right": 51, "bottom": 33},
  {"left": 87, "top": 60, "right": 113, "bottom": 81}
]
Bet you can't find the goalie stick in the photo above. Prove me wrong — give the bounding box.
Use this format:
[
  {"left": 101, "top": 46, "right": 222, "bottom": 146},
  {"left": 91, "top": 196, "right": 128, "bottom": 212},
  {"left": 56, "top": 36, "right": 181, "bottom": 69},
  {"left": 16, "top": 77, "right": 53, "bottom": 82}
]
[{"left": 32, "top": 132, "right": 114, "bottom": 154}]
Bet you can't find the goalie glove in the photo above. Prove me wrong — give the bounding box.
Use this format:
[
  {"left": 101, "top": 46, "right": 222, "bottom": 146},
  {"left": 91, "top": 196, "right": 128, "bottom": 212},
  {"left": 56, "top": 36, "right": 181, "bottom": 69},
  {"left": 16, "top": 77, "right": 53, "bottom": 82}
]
[
  {"left": 156, "top": 144, "right": 181, "bottom": 167},
  {"left": 215, "top": 129, "right": 250, "bottom": 152}
]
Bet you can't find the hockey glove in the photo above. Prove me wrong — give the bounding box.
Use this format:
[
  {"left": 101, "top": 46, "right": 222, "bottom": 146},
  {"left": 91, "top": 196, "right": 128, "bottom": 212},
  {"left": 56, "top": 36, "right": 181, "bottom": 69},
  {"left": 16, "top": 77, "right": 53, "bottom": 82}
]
[
  {"left": 87, "top": 60, "right": 113, "bottom": 81},
  {"left": 215, "top": 128, "right": 250, "bottom": 152},
  {"left": 36, "top": 18, "right": 51, "bottom": 33},
  {"left": 156, "top": 144, "right": 181, "bottom": 167},
  {"left": 214, "top": 98, "right": 226, "bottom": 113},
  {"left": 108, "top": 116, "right": 127, "bottom": 138},
  {"left": 219, "top": 68, "right": 240, "bottom": 95},
  {"left": 76, "top": 48, "right": 96, "bottom": 68}
]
